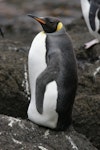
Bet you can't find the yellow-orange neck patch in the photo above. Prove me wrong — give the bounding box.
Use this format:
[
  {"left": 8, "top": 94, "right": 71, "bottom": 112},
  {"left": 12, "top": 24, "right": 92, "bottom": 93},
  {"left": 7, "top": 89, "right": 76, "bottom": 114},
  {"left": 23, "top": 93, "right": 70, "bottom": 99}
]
[{"left": 56, "top": 22, "right": 63, "bottom": 31}]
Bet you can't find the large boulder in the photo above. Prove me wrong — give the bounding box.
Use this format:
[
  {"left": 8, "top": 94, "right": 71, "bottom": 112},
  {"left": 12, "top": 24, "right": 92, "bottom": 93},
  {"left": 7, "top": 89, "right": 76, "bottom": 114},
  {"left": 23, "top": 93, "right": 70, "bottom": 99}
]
[
  {"left": 0, "top": 42, "right": 29, "bottom": 118},
  {"left": 0, "top": 114, "right": 97, "bottom": 150}
]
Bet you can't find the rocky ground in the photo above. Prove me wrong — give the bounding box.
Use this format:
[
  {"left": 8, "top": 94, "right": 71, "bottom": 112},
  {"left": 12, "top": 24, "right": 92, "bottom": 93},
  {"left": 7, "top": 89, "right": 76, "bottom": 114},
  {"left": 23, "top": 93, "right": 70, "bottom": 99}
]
[
  {"left": 0, "top": 0, "right": 100, "bottom": 149},
  {"left": 0, "top": 115, "right": 98, "bottom": 150}
]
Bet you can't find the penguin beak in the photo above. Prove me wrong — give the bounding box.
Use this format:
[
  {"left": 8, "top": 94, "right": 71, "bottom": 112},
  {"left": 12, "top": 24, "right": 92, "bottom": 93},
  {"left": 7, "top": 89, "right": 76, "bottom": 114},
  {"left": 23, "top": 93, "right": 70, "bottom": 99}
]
[
  {"left": 28, "top": 14, "right": 46, "bottom": 25},
  {"left": 0, "top": 28, "right": 4, "bottom": 38}
]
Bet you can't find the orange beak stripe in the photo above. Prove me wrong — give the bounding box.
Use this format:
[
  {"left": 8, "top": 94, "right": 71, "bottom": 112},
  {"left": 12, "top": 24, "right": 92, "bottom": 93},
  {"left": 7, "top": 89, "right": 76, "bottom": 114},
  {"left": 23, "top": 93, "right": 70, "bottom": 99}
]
[{"left": 35, "top": 18, "right": 46, "bottom": 24}]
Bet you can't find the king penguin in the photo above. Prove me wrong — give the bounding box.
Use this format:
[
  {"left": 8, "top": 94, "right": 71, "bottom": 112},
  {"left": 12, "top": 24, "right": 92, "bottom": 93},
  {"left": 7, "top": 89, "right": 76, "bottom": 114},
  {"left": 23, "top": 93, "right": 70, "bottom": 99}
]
[
  {"left": 81, "top": 0, "right": 100, "bottom": 49},
  {"left": 27, "top": 15, "right": 78, "bottom": 130}
]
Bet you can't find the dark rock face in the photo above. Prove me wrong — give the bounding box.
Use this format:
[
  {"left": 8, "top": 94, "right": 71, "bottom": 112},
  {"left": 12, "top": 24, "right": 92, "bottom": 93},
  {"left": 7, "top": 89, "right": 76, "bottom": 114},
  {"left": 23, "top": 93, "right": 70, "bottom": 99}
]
[
  {"left": 0, "top": 45, "right": 29, "bottom": 118},
  {"left": 0, "top": 115, "right": 97, "bottom": 150}
]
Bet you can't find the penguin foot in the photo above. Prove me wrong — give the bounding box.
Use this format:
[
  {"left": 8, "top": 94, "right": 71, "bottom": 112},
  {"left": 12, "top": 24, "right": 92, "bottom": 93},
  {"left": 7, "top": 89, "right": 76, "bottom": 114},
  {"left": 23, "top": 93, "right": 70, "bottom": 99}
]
[{"left": 84, "top": 39, "right": 99, "bottom": 49}]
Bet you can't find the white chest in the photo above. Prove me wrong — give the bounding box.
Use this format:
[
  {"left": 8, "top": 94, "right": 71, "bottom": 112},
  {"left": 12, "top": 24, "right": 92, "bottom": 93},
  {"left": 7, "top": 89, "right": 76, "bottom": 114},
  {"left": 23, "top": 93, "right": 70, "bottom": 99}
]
[
  {"left": 28, "top": 32, "right": 58, "bottom": 129},
  {"left": 81, "top": 0, "right": 91, "bottom": 31},
  {"left": 28, "top": 32, "right": 47, "bottom": 95}
]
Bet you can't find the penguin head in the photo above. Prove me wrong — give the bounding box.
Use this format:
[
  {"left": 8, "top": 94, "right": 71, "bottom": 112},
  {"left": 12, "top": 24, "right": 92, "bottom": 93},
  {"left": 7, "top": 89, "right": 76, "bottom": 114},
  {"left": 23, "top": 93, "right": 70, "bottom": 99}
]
[{"left": 28, "top": 15, "right": 63, "bottom": 33}]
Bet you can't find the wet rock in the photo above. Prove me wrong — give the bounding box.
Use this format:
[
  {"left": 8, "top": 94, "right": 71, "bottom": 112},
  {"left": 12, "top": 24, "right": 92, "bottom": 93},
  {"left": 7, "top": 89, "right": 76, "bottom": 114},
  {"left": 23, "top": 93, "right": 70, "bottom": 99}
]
[
  {"left": 0, "top": 40, "right": 29, "bottom": 118},
  {"left": 0, "top": 115, "right": 98, "bottom": 150}
]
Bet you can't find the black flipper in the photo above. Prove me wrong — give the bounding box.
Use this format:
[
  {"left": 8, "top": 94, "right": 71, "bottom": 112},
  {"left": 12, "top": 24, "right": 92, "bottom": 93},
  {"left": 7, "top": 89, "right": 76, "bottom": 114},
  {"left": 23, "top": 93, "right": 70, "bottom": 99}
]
[
  {"left": 36, "top": 50, "right": 60, "bottom": 114},
  {"left": 89, "top": 1, "right": 98, "bottom": 31},
  {"left": 97, "top": 9, "right": 100, "bottom": 33}
]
